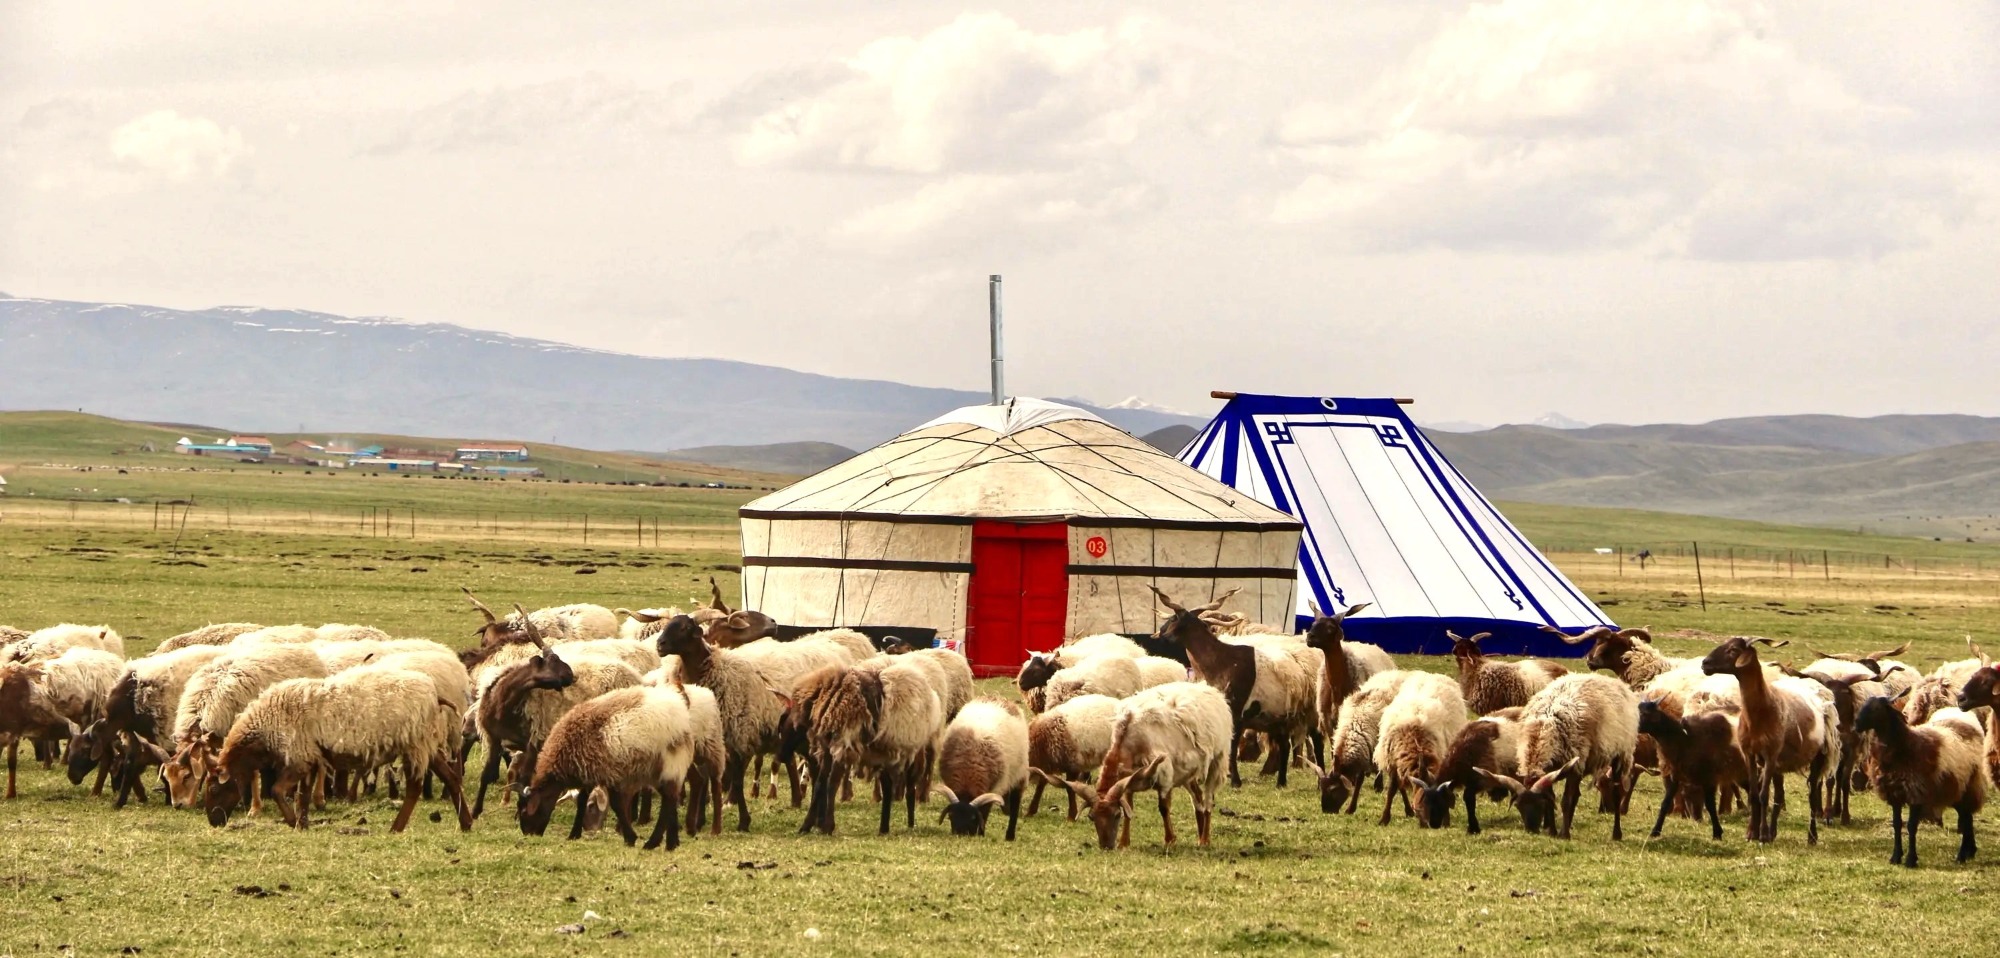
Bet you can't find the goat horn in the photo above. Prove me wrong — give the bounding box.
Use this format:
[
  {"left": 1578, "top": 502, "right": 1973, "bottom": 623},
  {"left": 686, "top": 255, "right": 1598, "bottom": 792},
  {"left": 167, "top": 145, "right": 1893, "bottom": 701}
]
[
  {"left": 1805, "top": 645, "right": 1859, "bottom": 662},
  {"left": 1864, "top": 641, "right": 1911, "bottom": 661},
  {"left": 512, "top": 604, "right": 547, "bottom": 649},
  {"left": 1197, "top": 588, "right": 1243, "bottom": 613},
  {"left": 462, "top": 587, "right": 497, "bottom": 623},
  {"left": 1553, "top": 625, "right": 1610, "bottom": 645},
  {"left": 709, "top": 576, "right": 731, "bottom": 613},
  {"left": 1146, "top": 585, "right": 1187, "bottom": 615},
  {"left": 1752, "top": 638, "right": 1790, "bottom": 649}
]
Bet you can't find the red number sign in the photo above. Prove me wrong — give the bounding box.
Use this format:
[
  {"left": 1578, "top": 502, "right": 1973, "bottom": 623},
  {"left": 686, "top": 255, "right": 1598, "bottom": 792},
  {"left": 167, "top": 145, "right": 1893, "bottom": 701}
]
[{"left": 1085, "top": 536, "right": 1108, "bottom": 558}]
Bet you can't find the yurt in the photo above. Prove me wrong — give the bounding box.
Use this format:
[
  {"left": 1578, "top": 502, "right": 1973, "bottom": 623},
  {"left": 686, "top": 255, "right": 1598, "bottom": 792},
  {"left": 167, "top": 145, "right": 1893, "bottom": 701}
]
[
  {"left": 738, "top": 398, "right": 1302, "bottom": 676},
  {"left": 1179, "top": 393, "right": 1614, "bottom": 656}
]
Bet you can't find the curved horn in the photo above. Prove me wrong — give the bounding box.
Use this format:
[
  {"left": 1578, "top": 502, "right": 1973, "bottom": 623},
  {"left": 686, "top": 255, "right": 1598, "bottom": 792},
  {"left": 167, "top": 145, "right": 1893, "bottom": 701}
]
[
  {"left": 1551, "top": 625, "right": 1611, "bottom": 645},
  {"left": 1863, "top": 641, "right": 1912, "bottom": 662},
  {"left": 708, "top": 576, "right": 730, "bottom": 614},
  {"left": 1751, "top": 638, "right": 1790, "bottom": 649},
  {"left": 1197, "top": 588, "right": 1243, "bottom": 613},
  {"left": 931, "top": 784, "right": 960, "bottom": 805},
  {"left": 1146, "top": 585, "right": 1187, "bottom": 615},
  {"left": 1806, "top": 645, "right": 1862, "bottom": 662},
  {"left": 970, "top": 793, "right": 1005, "bottom": 809},
  {"left": 1472, "top": 767, "right": 1526, "bottom": 797},
  {"left": 462, "top": 587, "right": 497, "bottom": 624},
  {"left": 512, "top": 603, "right": 547, "bottom": 650}
]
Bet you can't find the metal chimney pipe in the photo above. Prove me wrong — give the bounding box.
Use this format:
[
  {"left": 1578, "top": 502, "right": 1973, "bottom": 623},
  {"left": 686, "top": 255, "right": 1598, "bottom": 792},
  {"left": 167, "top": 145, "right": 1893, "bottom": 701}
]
[{"left": 988, "top": 274, "right": 1005, "bottom": 405}]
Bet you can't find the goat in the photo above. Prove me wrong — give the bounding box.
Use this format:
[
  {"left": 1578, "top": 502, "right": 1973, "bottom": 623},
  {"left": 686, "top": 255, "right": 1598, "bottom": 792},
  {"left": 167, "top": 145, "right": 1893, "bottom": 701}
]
[
  {"left": 1302, "top": 601, "right": 1391, "bottom": 747},
  {"left": 1700, "top": 637, "right": 1834, "bottom": 844},
  {"left": 1636, "top": 700, "right": 1747, "bottom": 840},
  {"left": 1856, "top": 694, "right": 1988, "bottom": 867},
  {"left": 1151, "top": 586, "right": 1315, "bottom": 787},
  {"left": 1546, "top": 625, "right": 1689, "bottom": 690}
]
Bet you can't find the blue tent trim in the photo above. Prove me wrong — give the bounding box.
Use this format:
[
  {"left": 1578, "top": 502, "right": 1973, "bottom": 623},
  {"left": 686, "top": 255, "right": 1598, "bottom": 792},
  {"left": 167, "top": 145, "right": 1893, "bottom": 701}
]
[{"left": 1186, "top": 394, "right": 1614, "bottom": 658}]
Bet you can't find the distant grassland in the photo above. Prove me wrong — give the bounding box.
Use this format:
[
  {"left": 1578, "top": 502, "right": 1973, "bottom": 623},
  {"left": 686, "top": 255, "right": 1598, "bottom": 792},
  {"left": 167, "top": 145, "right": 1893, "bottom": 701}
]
[{"left": 6, "top": 413, "right": 2000, "bottom": 955}]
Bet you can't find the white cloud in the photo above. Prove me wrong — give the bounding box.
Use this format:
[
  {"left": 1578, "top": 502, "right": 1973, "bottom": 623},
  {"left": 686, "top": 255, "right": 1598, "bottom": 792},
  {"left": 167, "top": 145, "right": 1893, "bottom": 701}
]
[
  {"left": 736, "top": 12, "right": 1179, "bottom": 175},
  {"left": 368, "top": 73, "right": 690, "bottom": 155},
  {"left": 832, "top": 168, "right": 1164, "bottom": 249},
  {"left": 1270, "top": 0, "right": 1973, "bottom": 260},
  {"left": 109, "top": 109, "right": 247, "bottom": 179}
]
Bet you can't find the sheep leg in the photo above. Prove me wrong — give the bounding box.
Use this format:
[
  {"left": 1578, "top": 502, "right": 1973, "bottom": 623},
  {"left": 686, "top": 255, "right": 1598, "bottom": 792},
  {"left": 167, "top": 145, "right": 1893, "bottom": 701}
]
[
  {"left": 427, "top": 755, "right": 474, "bottom": 831},
  {"left": 799, "top": 761, "right": 827, "bottom": 835},
  {"left": 389, "top": 759, "right": 424, "bottom": 834},
  {"left": 1769, "top": 774, "right": 1786, "bottom": 843},
  {"left": 709, "top": 765, "right": 724, "bottom": 837},
  {"left": 568, "top": 782, "right": 593, "bottom": 840},
  {"left": 1003, "top": 786, "right": 1021, "bottom": 842},
  {"left": 643, "top": 782, "right": 684, "bottom": 851},
  {"left": 1889, "top": 803, "right": 1905, "bottom": 865},
  {"left": 877, "top": 767, "right": 896, "bottom": 836},
  {"left": 1158, "top": 789, "right": 1176, "bottom": 847},
  {"left": 1805, "top": 770, "right": 1822, "bottom": 847},
  {"left": 1558, "top": 773, "right": 1581, "bottom": 839},
  {"left": 725, "top": 754, "right": 751, "bottom": 832},
  {"left": 1464, "top": 788, "right": 1482, "bottom": 835},
  {"left": 1957, "top": 802, "right": 1977, "bottom": 863},
  {"left": 1193, "top": 785, "right": 1213, "bottom": 847},
  {"left": 473, "top": 745, "right": 503, "bottom": 819},
  {"left": 1610, "top": 758, "right": 1626, "bottom": 841},
  {"left": 1227, "top": 722, "right": 1243, "bottom": 788},
  {"left": 1905, "top": 803, "right": 1922, "bottom": 868},
  {"left": 904, "top": 764, "right": 920, "bottom": 830},
  {"left": 423, "top": 771, "right": 435, "bottom": 802},
  {"left": 610, "top": 788, "right": 640, "bottom": 846},
  {"left": 1704, "top": 784, "right": 1723, "bottom": 840},
  {"left": 1343, "top": 779, "right": 1362, "bottom": 815},
  {"left": 15, "top": 739, "right": 33, "bottom": 796},
  {"left": 684, "top": 773, "right": 703, "bottom": 837},
  {"left": 637, "top": 786, "right": 654, "bottom": 826},
  {"left": 1651, "top": 774, "right": 1677, "bottom": 839},
  {"left": 1378, "top": 776, "right": 1399, "bottom": 827}
]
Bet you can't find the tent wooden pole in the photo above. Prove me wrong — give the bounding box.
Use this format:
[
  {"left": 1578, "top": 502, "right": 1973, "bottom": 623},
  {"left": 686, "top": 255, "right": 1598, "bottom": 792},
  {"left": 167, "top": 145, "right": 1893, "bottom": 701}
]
[{"left": 1208, "top": 390, "right": 1415, "bottom": 404}]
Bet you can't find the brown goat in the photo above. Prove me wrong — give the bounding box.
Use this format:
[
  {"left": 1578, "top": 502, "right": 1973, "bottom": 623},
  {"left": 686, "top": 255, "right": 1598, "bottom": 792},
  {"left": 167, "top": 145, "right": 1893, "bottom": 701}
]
[
  {"left": 1417, "top": 708, "right": 1523, "bottom": 833},
  {"left": 1700, "top": 636, "right": 1827, "bottom": 844},
  {"left": 1150, "top": 587, "right": 1258, "bottom": 787},
  {"left": 1856, "top": 693, "right": 1986, "bottom": 867},
  {"left": 1303, "top": 601, "right": 1386, "bottom": 754},
  {"left": 1952, "top": 665, "right": 2000, "bottom": 801},
  {"left": 1636, "top": 700, "right": 1747, "bottom": 840},
  {"left": 470, "top": 612, "right": 576, "bottom": 818}
]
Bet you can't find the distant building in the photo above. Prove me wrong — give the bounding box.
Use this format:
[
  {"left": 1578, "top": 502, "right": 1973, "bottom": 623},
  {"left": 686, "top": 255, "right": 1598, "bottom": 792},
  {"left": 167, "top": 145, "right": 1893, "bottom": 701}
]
[
  {"left": 176, "top": 437, "right": 269, "bottom": 461},
  {"left": 355, "top": 445, "right": 385, "bottom": 457},
  {"left": 227, "top": 436, "right": 274, "bottom": 454},
  {"left": 350, "top": 458, "right": 436, "bottom": 472},
  {"left": 285, "top": 440, "right": 326, "bottom": 455},
  {"left": 456, "top": 443, "right": 530, "bottom": 462},
  {"left": 481, "top": 465, "right": 544, "bottom": 477}
]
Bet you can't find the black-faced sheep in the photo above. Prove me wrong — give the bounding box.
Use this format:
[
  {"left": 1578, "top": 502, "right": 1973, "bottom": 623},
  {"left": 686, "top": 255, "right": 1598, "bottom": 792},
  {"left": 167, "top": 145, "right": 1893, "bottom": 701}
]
[
  {"left": 654, "top": 615, "right": 784, "bottom": 832},
  {"left": 1487, "top": 673, "right": 1638, "bottom": 839},
  {"left": 790, "top": 659, "right": 943, "bottom": 836},
  {"left": 470, "top": 620, "right": 641, "bottom": 818},
  {"left": 935, "top": 697, "right": 1030, "bottom": 839},
  {"left": 1416, "top": 708, "right": 1524, "bottom": 833},
  {"left": 1373, "top": 672, "right": 1469, "bottom": 827}
]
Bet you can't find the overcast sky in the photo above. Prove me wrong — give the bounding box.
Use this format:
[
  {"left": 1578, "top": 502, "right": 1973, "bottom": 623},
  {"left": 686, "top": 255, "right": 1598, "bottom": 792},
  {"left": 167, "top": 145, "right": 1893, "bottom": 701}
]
[{"left": 3, "top": 0, "right": 1995, "bottom": 427}]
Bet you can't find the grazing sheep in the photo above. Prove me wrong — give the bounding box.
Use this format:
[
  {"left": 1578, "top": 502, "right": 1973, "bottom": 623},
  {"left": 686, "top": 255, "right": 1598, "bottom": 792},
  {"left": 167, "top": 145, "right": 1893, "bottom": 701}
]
[
  {"left": 791, "top": 659, "right": 943, "bottom": 836},
  {"left": 463, "top": 588, "right": 619, "bottom": 645},
  {"left": 205, "top": 665, "right": 471, "bottom": 832},
  {"left": 227, "top": 625, "right": 321, "bottom": 645},
  {"left": 1636, "top": 700, "right": 1748, "bottom": 840},
  {"left": 1306, "top": 670, "right": 1412, "bottom": 814},
  {"left": 1026, "top": 693, "right": 1119, "bottom": 820},
  {"left": 1151, "top": 587, "right": 1318, "bottom": 788},
  {"left": 155, "top": 623, "right": 263, "bottom": 653},
  {"left": 470, "top": 613, "right": 643, "bottom": 819},
  {"left": 518, "top": 686, "right": 698, "bottom": 850},
  {"left": 7, "top": 624, "right": 125, "bottom": 662},
  {"left": 885, "top": 645, "right": 976, "bottom": 722},
  {"left": 934, "top": 698, "right": 1030, "bottom": 839},
  {"left": 1485, "top": 673, "right": 1639, "bottom": 839},
  {"left": 29, "top": 647, "right": 124, "bottom": 729},
  {"left": 1546, "top": 625, "right": 1690, "bottom": 690},
  {"left": 1449, "top": 630, "right": 1567, "bottom": 715},
  {"left": 0, "top": 662, "right": 75, "bottom": 798},
  {"left": 1373, "top": 672, "right": 1469, "bottom": 827},
  {"left": 653, "top": 615, "right": 784, "bottom": 832},
  {"left": 1416, "top": 708, "right": 1524, "bottom": 833},
  {"left": 314, "top": 623, "right": 391, "bottom": 643},
  {"left": 1700, "top": 637, "right": 1835, "bottom": 844},
  {"left": 1302, "top": 602, "right": 1392, "bottom": 754},
  {"left": 172, "top": 642, "right": 331, "bottom": 773},
  {"left": 1037, "top": 682, "right": 1233, "bottom": 850},
  {"left": 1856, "top": 696, "right": 1989, "bottom": 867}
]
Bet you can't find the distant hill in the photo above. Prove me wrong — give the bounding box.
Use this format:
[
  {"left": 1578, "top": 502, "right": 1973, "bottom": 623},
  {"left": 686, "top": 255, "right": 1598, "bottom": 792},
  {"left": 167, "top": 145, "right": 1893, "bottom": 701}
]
[
  {"left": 654, "top": 441, "right": 857, "bottom": 476},
  {"left": 1141, "top": 424, "right": 1199, "bottom": 454},
  {"left": 0, "top": 297, "right": 1202, "bottom": 452}
]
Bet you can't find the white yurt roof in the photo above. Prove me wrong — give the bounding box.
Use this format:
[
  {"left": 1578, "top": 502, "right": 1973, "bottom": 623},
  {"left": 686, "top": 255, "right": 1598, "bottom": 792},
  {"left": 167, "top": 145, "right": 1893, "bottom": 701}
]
[{"left": 741, "top": 398, "right": 1299, "bottom": 528}]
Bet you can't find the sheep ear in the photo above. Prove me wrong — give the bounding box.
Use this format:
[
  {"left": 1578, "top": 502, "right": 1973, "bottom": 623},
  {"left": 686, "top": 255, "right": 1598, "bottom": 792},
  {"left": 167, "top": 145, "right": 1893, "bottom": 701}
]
[
  {"left": 1307, "top": 600, "right": 1325, "bottom": 619},
  {"left": 970, "top": 793, "right": 1004, "bottom": 809},
  {"left": 768, "top": 688, "right": 792, "bottom": 710},
  {"left": 1338, "top": 602, "right": 1370, "bottom": 621}
]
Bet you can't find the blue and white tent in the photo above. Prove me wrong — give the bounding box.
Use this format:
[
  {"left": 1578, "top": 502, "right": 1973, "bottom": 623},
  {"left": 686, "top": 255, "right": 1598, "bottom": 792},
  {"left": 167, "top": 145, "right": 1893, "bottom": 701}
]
[{"left": 1178, "top": 394, "right": 1612, "bottom": 656}]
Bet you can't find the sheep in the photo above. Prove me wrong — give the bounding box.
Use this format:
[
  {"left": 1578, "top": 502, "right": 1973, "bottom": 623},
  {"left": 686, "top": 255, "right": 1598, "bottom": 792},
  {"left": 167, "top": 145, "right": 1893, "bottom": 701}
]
[
  {"left": 1415, "top": 707, "right": 1524, "bottom": 833},
  {"left": 1448, "top": 630, "right": 1568, "bottom": 715},
  {"left": 1025, "top": 693, "right": 1118, "bottom": 820},
  {"left": 1035, "top": 681, "right": 1233, "bottom": 850},
  {"left": 470, "top": 609, "right": 642, "bottom": 818},
  {"left": 790, "top": 658, "right": 943, "bottom": 836},
  {"left": 1700, "top": 636, "right": 1835, "bottom": 844},
  {"left": 68, "top": 645, "right": 229, "bottom": 806},
  {"left": 155, "top": 623, "right": 263, "bottom": 653},
  {"left": 29, "top": 647, "right": 124, "bottom": 728},
  {"left": 1636, "top": 700, "right": 1748, "bottom": 840},
  {"left": 653, "top": 615, "right": 784, "bottom": 832},
  {"left": 1373, "top": 672, "right": 1469, "bottom": 827},
  {"left": 0, "top": 661, "right": 81, "bottom": 798},
  {"left": 516, "top": 686, "right": 698, "bottom": 849},
  {"left": 883, "top": 643, "right": 976, "bottom": 722},
  {"left": 1903, "top": 642, "right": 1989, "bottom": 722},
  {"left": 204, "top": 664, "right": 471, "bottom": 832},
  {"left": 227, "top": 624, "right": 321, "bottom": 645},
  {"left": 1952, "top": 665, "right": 2000, "bottom": 806},
  {"left": 672, "top": 681, "right": 728, "bottom": 838},
  {"left": 545, "top": 638, "right": 661, "bottom": 676},
  {"left": 1150, "top": 587, "right": 1319, "bottom": 788},
  {"left": 171, "top": 642, "right": 331, "bottom": 787},
  {"left": 7, "top": 624, "right": 125, "bottom": 662},
  {"left": 934, "top": 697, "right": 1030, "bottom": 839},
  {"left": 314, "top": 623, "right": 391, "bottom": 643},
  {"left": 1856, "top": 695, "right": 1988, "bottom": 867},
  {"left": 1305, "top": 669, "right": 1412, "bottom": 814},
  {"left": 463, "top": 588, "right": 619, "bottom": 645},
  {"left": 1801, "top": 641, "right": 1910, "bottom": 684},
  {"left": 1781, "top": 663, "right": 1891, "bottom": 825},
  {"left": 1545, "top": 625, "right": 1691, "bottom": 690},
  {"left": 1478, "top": 673, "right": 1639, "bottom": 839},
  {"left": 1302, "top": 602, "right": 1392, "bottom": 749},
  {"left": 0, "top": 626, "right": 27, "bottom": 651}
]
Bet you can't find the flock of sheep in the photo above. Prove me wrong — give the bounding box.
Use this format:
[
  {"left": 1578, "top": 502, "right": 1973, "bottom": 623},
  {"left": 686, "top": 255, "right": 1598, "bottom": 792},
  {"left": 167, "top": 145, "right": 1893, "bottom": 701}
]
[{"left": 0, "top": 582, "right": 1992, "bottom": 868}]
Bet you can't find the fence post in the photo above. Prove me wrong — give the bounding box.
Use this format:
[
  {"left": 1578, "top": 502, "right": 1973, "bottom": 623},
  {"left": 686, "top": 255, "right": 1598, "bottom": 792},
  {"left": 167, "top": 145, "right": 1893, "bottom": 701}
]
[
  {"left": 1823, "top": 549, "right": 1830, "bottom": 582},
  {"left": 583, "top": 514, "right": 590, "bottom": 546},
  {"left": 1692, "top": 541, "right": 1708, "bottom": 612}
]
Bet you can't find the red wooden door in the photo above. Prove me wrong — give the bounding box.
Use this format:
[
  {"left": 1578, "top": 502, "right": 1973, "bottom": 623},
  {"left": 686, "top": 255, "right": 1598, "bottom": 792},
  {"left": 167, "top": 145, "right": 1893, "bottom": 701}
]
[{"left": 966, "top": 521, "right": 1069, "bottom": 678}]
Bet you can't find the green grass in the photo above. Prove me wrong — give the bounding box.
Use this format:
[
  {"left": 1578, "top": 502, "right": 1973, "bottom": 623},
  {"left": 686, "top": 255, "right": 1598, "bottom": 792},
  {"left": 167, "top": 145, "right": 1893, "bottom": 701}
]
[{"left": 6, "top": 424, "right": 2000, "bottom": 955}]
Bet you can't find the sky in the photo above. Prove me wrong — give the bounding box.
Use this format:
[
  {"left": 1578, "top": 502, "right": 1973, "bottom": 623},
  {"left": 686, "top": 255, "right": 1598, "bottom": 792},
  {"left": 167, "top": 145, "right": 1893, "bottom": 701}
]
[{"left": 2, "top": 0, "right": 1996, "bottom": 427}]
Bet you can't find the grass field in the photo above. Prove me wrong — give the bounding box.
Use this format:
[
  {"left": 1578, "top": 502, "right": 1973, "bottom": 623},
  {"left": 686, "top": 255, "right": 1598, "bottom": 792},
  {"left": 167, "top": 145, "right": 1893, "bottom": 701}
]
[{"left": 5, "top": 426, "right": 2000, "bottom": 956}]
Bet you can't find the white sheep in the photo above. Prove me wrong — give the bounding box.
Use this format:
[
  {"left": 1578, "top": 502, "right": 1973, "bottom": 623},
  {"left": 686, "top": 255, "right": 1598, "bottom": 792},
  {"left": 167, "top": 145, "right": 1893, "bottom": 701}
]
[
  {"left": 517, "top": 685, "right": 698, "bottom": 849},
  {"left": 1040, "top": 654, "right": 1187, "bottom": 711},
  {"left": 1026, "top": 692, "right": 1119, "bottom": 819},
  {"left": 314, "top": 623, "right": 391, "bottom": 643},
  {"left": 228, "top": 624, "right": 320, "bottom": 646},
  {"left": 1371, "top": 672, "right": 1470, "bottom": 827},
  {"left": 205, "top": 664, "right": 471, "bottom": 832},
  {"left": 653, "top": 615, "right": 785, "bottom": 831},
  {"left": 934, "top": 697, "right": 1030, "bottom": 839},
  {"left": 673, "top": 681, "right": 728, "bottom": 838},
  {"left": 1486, "top": 673, "right": 1639, "bottom": 839},
  {"left": 1037, "top": 681, "right": 1233, "bottom": 850},
  {"left": 890, "top": 646, "right": 976, "bottom": 722},
  {"left": 1307, "top": 669, "right": 1413, "bottom": 813},
  {"left": 155, "top": 623, "right": 263, "bottom": 653},
  {"left": 7, "top": 624, "right": 125, "bottom": 662},
  {"left": 463, "top": 589, "right": 620, "bottom": 645}
]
